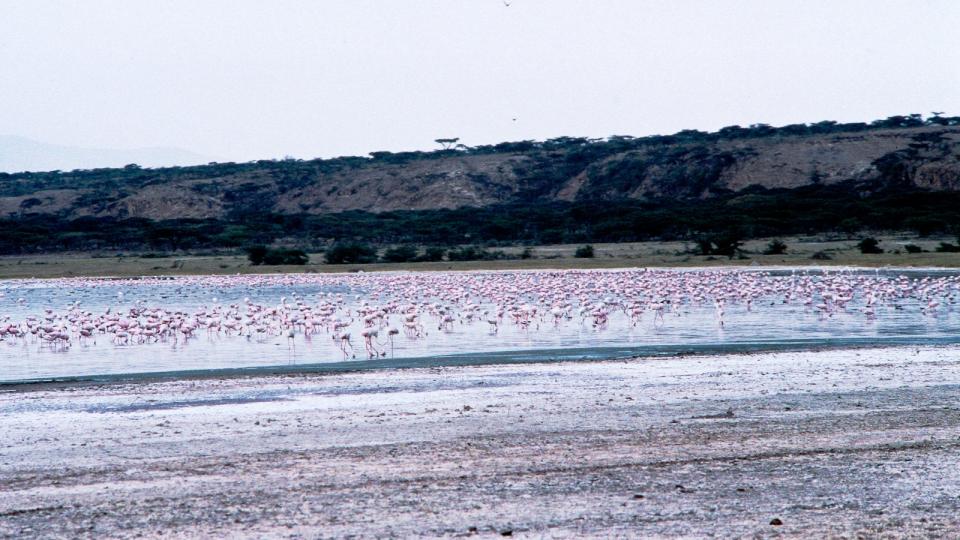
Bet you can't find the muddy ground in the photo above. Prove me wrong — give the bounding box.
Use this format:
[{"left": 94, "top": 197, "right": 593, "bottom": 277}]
[{"left": 2, "top": 346, "right": 960, "bottom": 538}]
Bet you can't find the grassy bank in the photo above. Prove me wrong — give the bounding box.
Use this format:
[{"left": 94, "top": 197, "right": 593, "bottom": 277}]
[{"left": 2, "top": 235, "right": 959, "bottom": 279}]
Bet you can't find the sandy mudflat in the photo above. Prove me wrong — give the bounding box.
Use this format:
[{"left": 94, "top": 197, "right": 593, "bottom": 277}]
[{"left": 2, "top": 346, "right": 960, "bottom": 538}]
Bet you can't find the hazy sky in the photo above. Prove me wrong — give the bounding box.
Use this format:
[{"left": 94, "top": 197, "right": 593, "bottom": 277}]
[{"left": 1, "top": 0, "right": 958, "bottom": 163}]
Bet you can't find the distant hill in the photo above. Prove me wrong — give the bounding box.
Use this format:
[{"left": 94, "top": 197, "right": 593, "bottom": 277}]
[
  {"left": 1, "top": 114, "right": 960, "bottom": 254},
  {"left": 0, "top": 135, "right": 210, "bottom": 174},
  {"left": 2, "top": 116, "right": 959, "bottom": 221}
]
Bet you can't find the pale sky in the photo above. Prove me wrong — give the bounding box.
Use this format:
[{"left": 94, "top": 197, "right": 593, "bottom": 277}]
[{"left": 1, "top": 0, "right": 958, "bottom": 164}]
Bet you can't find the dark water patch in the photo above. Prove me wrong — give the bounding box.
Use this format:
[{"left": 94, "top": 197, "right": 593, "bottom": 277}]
[
  {"left": 309, "top": 379, "right": 513, "bottom": 398},
  {"left": 89, "top": 395, "right": 294, "bottom": 413},
  {"left": 4, "top": 336, "right": 959, "bottom": 389}
]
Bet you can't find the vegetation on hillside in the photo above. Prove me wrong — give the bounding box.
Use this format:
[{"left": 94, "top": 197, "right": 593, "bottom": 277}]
[
  {"left": 1, "top": 182, "right": 959, "bottom": 255},
  {"left": 0, "top": 114, "right": 959, "bottom": 255}
]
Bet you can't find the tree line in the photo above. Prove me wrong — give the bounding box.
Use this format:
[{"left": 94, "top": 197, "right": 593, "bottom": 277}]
[{"left": 2, "top": 182, "right": 960, "bottom": 255}]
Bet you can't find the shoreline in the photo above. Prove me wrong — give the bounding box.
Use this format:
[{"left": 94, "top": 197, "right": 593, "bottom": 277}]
[
  {"left": 2, "top": 345, "right": 960, "bottom": 536},
  {"left": 2, "top": 236, "right": 960, "bottom": 280},
  {"left": 0, "top": 260, "right": 958, "bottom": 283},
  {"left": 2, "top": 338, "right": 957, "bottom": 391}
]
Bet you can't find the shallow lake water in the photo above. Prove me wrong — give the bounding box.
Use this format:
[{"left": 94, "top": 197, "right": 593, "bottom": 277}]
[{"left": 1, "top": 268, "right": 959, "bottom": 383}]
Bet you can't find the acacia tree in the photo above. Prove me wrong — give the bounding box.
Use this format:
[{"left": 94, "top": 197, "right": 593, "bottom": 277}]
[
  {"left": 763, "top": 239, "right": 788, "bottom": 255},
  {"left": 435, "top": 137, "right": 460, "bottom": 150}
]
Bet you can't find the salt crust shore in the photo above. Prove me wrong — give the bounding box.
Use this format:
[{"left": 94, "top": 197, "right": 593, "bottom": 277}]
[{"left": 2, "top": 346, "right": 960, "bottom": 538}]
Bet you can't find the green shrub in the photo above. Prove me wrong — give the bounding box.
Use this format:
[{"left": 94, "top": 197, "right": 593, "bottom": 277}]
[
  {"left": 694, "top": 237, "right": 713, "bottom": 256},
  {"left": 324, "top": 242, "right": 377, "bottom": 264},
  {"left": 838, "top": 218, "right": 862, "bottom": 235},
  {"left": 381, "top": 245, "right": 418, "bottom": 263},
  {"left": 711, "top": 236, "right": 743, "bottom": 259},
  {"left": 246, "top": 245, "right": 269, "bottom": 265},
  {"left": 857, "top": 238, "right": 883, "bottom": 254},
  {"left": 447, "top": 246, "right": 481, "bottom": 261},
  {"left": 447, "top": 246, "right": 504, "bottom": 261},
  {"left": 692, "top": 233, "right": 743, "bottom": 259},
  {"left": 263, "top": 248, "right": 309, "bottom": 265},
  {"left": 903, "top": 217, "right": 948, "bottom": 236},
  {"left": 574, "top": 245, "right": 595, "bottom": 258},
  {"left": 904, "top": 244, "right": 923, "bottom": 254},
  {"left": 762, "top": 239, "right": 787, "bottom": 255},
  {"left": 415, "top": 247, "right": 446, "bottom": 262}
]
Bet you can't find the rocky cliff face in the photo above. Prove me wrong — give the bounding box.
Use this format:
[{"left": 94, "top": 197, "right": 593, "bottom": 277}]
[{"left": 2, "top": 125, "right": 958, "bottom": 220}]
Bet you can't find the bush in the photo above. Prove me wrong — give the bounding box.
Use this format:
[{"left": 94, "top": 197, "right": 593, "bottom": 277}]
[
  {"left": 857, "top": 238, "right": 883, "bottom": 254},
  {"left": 694, "top": 237, "right": 713, "bottom": 256},
  {"left": 575, "top": 245, "right": 595, "bottom": 258},
  {"left": 762, "top": 239, "right": 787, "bottom": 255},
  {"left": 692, "top": 233, "right": 743, "bottom": 259},
  {"left": 381, "top": 245, "right": 418, "bottom": 263},
  {"left": 262, "top": 248, "right": 309, "bottom": 265},
  {"left": 246, "top": 245, "right": 269, "bottom": 265},
  {"left": 247, "top": 246, "right": 309, "bottom": 265},
  {"left": 415, "top": 246, "right": 446, "bottom": 262},
  {"left": 447, "top": 246, "right": 481, "bottom": 261},
  {"left": 324, "top": 242, "right": 377, "bottom": 264},
  {"left": 712, "top": 236, "right": 743, "bottom": 259},
  {"left": 811, "top": 250, "right": 833, "bottom": 260},
  {"left": 904, "top": 244, "right": 923, "bottom": 254},
  {"left": 935, "top": 242, "right": 960, "bottom": 253},
  {"left": 520, "top": 247, "right": 533, "bottom": 259},
  {"left": 447, "top": 246, "right": 504, "bottom": 261},
  {"left": 837, "top": 218, "right": 862, "bottom": 235},
  {"left": 903, "top": 217, "right": 948, "bottom": 237}
]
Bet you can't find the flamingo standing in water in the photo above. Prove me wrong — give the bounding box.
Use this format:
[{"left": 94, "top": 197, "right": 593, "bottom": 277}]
[{"left": 3, "top": 268, "right": 959, "bottom": 363}]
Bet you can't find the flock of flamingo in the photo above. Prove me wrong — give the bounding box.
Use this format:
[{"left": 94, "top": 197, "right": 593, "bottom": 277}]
[{"left": 1, "top": 269, "right": 959, "bottom": 359}]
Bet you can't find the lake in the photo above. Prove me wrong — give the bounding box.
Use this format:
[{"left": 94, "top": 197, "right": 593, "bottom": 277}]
[{"left": 2, "top": 268, "right": 959, "bottom": 383}]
